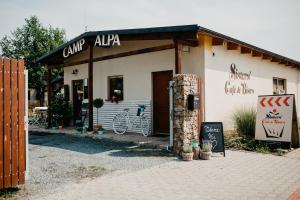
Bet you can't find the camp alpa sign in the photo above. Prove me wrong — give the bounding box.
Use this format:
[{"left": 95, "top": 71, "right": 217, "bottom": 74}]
[
  {"left": 255, "top": 94, "right": 299, "bottom": 147},
  {"left": 63, "top": 34, "right": 121, "bottom": 58},
  {"left": 63, "top": 38, "right": 85, "bottom": 58},
  {"left": 94, "top": 34, "right": 120, "bottom": 47}
]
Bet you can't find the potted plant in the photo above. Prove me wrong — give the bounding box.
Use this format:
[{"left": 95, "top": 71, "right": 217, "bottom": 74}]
[
  {"left": 93, "top": 98, "right": 104, "bottom": 132},
  {"left": 98, "top": 127, "right": 104, "bottom": 135},
  {"left": 200, "top": 141, "right": 213, "bottom": 160},
  {"left": 182, "top": 144, "right": 193, "bottom": 161},
  {"left": 191, "top": 139, "right": 200, "bottom": 160}
]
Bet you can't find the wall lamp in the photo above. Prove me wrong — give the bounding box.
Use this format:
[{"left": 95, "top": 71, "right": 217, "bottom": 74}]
[{"left": 72, "top": 69, "right": 78, "bottom": 75}]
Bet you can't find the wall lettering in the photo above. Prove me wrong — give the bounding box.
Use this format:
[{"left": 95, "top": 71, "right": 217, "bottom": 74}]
[{"left": 224, "top": 63, "right": 254, "bottom": 95}]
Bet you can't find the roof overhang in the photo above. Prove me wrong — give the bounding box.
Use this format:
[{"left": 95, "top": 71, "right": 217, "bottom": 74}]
[
  {"left": 198, "top": 26, "right": 300, "bottom": 68},
  {"left": 37, "top": 24, "right": 300, "bottom": 68},
  {"left": 37, "top": 24, "right": 199, "bottom": 66}
]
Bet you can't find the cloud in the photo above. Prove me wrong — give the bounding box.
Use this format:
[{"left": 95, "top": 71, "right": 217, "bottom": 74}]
[{"left": 0, "top": 0, "right": 299, "bottom": 60}]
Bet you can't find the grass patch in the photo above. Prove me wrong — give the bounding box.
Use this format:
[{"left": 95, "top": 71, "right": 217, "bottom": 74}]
[
  {"left": 232, "top": 107, "right": 256, "bottom": 138},
  {"left": 0, "top": 187, "right": 20, "bottom": 198},
  {"left": 224, "top": 133, "right": 289, "bottom": 156},
  {"left": 38, "top": 155, "right": 47, "bottom": 159},
  {"left": 75, "top": 165, "right": 107, "bottom": 179},
  {"left": 78, "top": 165, "right": 106, "bottom": 172}
]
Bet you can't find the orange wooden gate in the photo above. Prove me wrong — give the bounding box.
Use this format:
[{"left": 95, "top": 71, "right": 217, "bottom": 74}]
[{"left": 0, "top": 58, "right": 25, "bottom": 189}]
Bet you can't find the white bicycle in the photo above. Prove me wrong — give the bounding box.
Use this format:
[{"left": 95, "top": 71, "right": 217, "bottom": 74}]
[{"left": 113, "top": 105, "right": 150, "bottom": 137}]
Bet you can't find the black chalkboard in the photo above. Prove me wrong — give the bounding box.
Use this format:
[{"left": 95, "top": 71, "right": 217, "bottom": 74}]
[{"left": 200, "top": 122, "right": 225, "bottom": 156}]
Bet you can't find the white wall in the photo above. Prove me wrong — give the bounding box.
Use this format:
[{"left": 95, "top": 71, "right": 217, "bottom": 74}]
[
  {"left": 64, "top": 40, "right": 177, "bottom": 130},
  {"left": 93, "top": 49, "right": 174, "bottom": 100},
  {"left": 64, "top": 63, "right": 88, "bottom": 101},
  {"left": 203, "top": 36, "right": 299, "bottom": 130}
]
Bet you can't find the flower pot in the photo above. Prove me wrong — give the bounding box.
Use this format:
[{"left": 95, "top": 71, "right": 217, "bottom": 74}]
[
  {"left": 94, "top": 124, "right": 101, "bottom": 131},
  {"left": 193, "top": 147, "right": 200, "bottom": 160},
  {"left": 58, "top": 125, "right": 63, "bottom": 129},
  {"left": 182, "top": 152, "right": 193, "bottom": 161},
  {"left": 200, "top": 151, "right": 212, "bottom": 160},
  {"left": 98, "top": 130, "right": 104, "bottom": 135}
]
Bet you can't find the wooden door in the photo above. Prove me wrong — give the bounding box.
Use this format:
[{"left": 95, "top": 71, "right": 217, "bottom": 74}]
[{"left": 152, "top": 70, "right": 173, "bottom": 134}]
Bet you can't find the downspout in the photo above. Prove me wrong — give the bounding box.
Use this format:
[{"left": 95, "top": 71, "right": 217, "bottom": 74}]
[{"left": 297, "top": 69, "right": 299, "bottom": 118}]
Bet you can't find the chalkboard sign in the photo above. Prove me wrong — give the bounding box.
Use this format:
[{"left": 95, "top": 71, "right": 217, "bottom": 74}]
[{"left": 200, "top": 122, "right": 225, "bottom": 156}]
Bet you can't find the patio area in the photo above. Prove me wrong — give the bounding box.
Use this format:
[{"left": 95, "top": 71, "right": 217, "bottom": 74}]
[
  {"left": 29, "top": 126, "right": 170, "bottom": 149},
  {"left": 25, "top": 127, "right": 174, "bottom": 199}
]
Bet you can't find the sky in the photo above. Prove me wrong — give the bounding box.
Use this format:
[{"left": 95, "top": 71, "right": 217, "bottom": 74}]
[{"left": 0, "top": 0, "right": 300, "bottom": 61}]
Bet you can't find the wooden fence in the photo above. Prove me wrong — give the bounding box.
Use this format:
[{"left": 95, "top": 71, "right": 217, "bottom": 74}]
[{"left": 0, "top": 58, "right": 25, "bottom": 189}]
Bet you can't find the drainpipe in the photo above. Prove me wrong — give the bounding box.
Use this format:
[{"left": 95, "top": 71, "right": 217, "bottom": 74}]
[
  {"left": 297, "top": 69, "right": 299, "bottom": 121},
  {"left": 169, "top": 81, "right": 174, "bottom": 149}
]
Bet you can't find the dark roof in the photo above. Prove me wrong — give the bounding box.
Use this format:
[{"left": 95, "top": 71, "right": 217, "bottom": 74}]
[
  {"left": 37, "top": 24, "right": 300, "bottom": 66},
  {"left": 197, "top": 26, "right": 300, "bottom": 66},
  {"left": 37, "top": 24, "right": 198, "bottom": 63}
]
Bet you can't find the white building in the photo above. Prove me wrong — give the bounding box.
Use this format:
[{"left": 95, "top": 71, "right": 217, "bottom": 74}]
[{"left": 38, "top": 24, "right": 300, "bottom": 133}]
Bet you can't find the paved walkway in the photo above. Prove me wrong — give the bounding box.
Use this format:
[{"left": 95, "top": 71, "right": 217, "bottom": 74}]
[{"left": 35, "top": 150, "right": 300, "bottom": 200}]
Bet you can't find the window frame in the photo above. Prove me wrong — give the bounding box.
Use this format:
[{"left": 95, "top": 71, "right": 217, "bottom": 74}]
[
  {"left": 273, "top": 77, "right": 287, "bottom": 95},
  {"left": 107, "top": 75, "right": 124, "bottom": 101}
]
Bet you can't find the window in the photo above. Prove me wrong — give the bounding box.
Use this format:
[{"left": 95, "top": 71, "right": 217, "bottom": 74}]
[
  {"left": 273, "top": 77, "right": 286, "bottom": 94},
  {"left": 108, "top": 76, "right": 123, "bottom": 101}
]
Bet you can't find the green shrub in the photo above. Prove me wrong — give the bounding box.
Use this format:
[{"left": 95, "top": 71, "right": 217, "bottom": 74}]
[
  {"left": 182, "top": 144, "right": 193, "bottom": 153},
  {"left": 233, "top": 107, "right": 256, "bottom": 138},
  {"left": 52, "top": 93, "right": 73, "bottom": 126},
  {"left": 202, "top": 141, "right": 212, "bottom": 152},
  {"left": 93, "top": 98, "right": 104, "bottom": 109},
  {"left": 93, "top": 98, "right": 104, "bottom": 124}
]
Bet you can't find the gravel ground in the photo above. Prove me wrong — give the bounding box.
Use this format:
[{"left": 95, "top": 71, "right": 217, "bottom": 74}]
[{"left": 23, "top": 132, "right": 175, "bottom": 199}]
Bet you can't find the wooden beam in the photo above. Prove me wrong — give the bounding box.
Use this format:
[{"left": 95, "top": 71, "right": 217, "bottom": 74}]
[
  {"left": 179, "top": 40, "right": 198, "bottom": 47},
  {"left": 285, "top": 62, "right": 292, "bottom": 66},
  {"left": 174, "top": 40, "right": 182, "bottom": 74},
  {"left": 241, "top": 46, "right": 251, "bottom": 54},
  {"left": 58, "top": 44, "right": 175, "bottom": 68},
  {"left": 47, "top": 67, "right": 52, "bottom": 128},
  {"left": 262, "top": 54, "right": 272, "bottom": 60},
  {"left": 271, "top": 57, "right": 280, "bottom": 62},
  {"left": 212, "top": 37, "right": 224, "bottom": 46},
  {"left": 88, "top": 45, "right": 93, "bottom": 131},
  {"left": 227, "top": 42, "right": 239, "bottom": 50},
  {"left": 279, "top": 60, "right": 287, "bottom": 65},
  {"left": 119, "top": 32, "right": 198, "bottom": 41},
  {"left": 292, "top": 64, "right": 300, "bottom": 68},
  {"left": 252, "top": 50, "right": 262, "bottom": 57}
]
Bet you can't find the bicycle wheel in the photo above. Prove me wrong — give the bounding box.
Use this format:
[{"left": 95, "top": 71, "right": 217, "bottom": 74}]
[
  {"left": 140, "top": 115, "right": 150, "bottom": 137},
  {"left": 113, "top": 113, "right": 128, "bottom": 134},
  {"left": 39, "top": 117, "right": 48, "bottom": 128}
]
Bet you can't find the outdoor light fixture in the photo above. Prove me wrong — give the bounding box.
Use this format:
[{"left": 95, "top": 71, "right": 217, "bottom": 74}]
[
  {"left": 72, "top": 69, "right": 78, "bottom": 75},
  {"left": 183, "top": 46, "right": 190, "bottom": 53}
]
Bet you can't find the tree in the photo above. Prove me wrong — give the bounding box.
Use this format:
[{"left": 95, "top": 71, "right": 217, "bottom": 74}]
[
  {"left": 93, "top": 98, "right": 104, "bottom": 125},
  {"left": 0, "top": 16, "right": 66, "bottom": 105}
]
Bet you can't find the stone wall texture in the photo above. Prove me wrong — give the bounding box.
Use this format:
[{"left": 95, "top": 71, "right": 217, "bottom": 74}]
[{"left": 173, "top": 74, "right": 199, "bottom": 155}]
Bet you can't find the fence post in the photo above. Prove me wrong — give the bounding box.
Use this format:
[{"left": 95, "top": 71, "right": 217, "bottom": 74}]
[{"left": 25, "top": 69, "right": 29, "bottom": 180}]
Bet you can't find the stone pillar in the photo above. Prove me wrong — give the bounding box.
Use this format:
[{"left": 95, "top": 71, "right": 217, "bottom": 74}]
[{"left": 173, "top": 74, "right": 199, "bottom": 155}]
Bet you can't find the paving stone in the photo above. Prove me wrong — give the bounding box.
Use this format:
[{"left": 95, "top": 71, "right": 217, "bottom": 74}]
[{"left": 33, "top": 150, "right": 300, "bottom": 200}]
